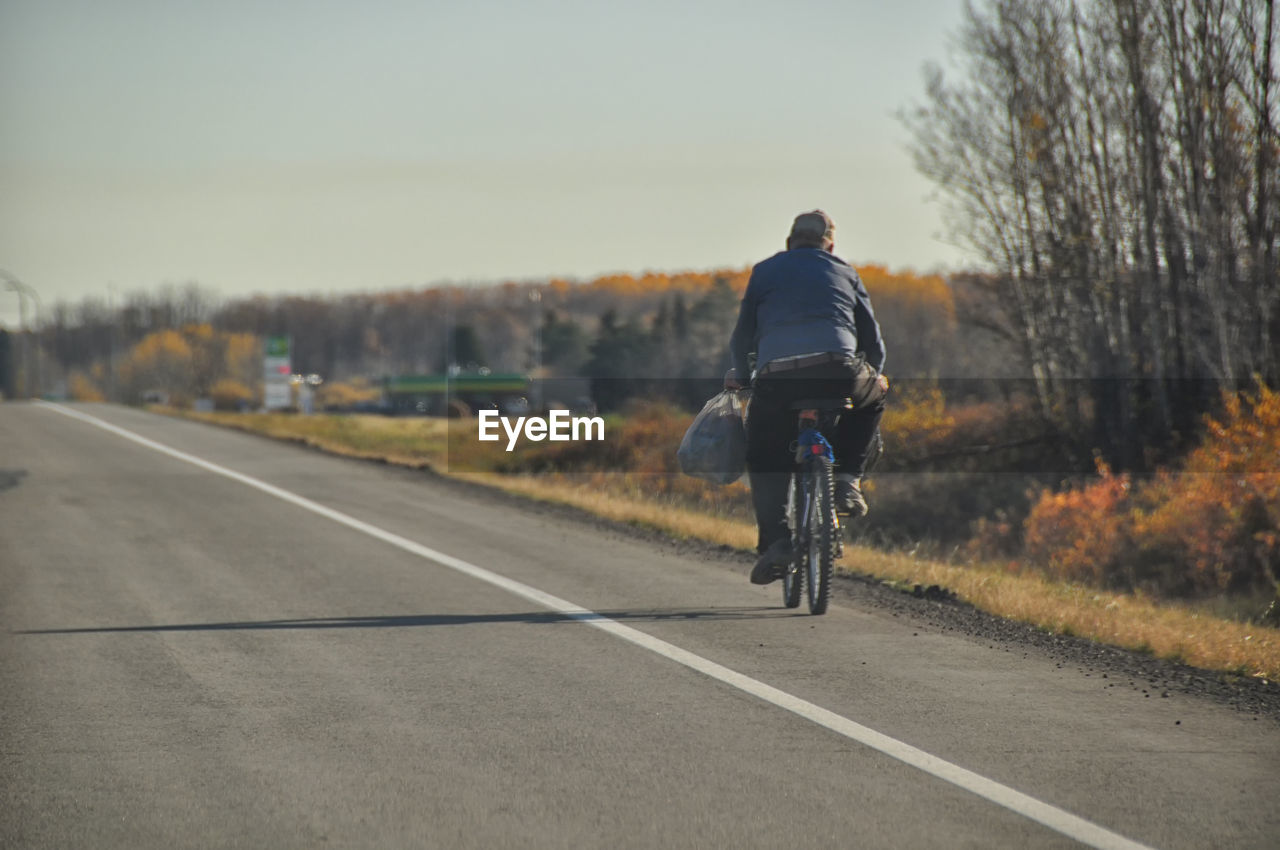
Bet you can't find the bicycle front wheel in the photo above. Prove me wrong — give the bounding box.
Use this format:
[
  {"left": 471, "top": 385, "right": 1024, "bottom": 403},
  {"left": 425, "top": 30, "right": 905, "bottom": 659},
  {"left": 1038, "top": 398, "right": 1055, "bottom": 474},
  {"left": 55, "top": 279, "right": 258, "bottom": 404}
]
[{"left": 804, "top": 456, "right": 836, "bottom": 615}]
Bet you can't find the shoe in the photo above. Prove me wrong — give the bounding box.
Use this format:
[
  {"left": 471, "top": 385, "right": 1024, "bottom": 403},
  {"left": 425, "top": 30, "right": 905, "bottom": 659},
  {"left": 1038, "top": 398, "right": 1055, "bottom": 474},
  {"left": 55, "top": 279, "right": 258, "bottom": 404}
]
[
  {"left": 835, "top": 475, "right": 868, "bottom": 517},
  {"left": 750, "top": 539, "right": 792, "bottom": 585}
]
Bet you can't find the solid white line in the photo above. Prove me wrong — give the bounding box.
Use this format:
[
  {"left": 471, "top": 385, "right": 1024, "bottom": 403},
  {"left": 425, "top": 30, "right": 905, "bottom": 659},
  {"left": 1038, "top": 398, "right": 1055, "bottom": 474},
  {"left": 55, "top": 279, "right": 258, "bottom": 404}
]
[{"left": 40, "top": 402, "right": 1157, "bottom": 850}]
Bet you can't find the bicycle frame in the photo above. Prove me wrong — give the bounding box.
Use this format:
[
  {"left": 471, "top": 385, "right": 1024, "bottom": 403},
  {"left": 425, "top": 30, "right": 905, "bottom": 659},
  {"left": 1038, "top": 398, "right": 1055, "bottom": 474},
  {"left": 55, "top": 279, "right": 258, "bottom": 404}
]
[{"left": 782, "top": 407, "right": 845, "bottom": 613}]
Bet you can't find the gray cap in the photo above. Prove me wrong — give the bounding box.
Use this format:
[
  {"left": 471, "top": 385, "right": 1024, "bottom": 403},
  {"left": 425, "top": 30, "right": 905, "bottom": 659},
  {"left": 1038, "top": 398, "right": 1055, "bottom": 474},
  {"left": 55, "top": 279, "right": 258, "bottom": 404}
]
[{"left": 788, "top": 209, "right": 835, "bottom": 245}]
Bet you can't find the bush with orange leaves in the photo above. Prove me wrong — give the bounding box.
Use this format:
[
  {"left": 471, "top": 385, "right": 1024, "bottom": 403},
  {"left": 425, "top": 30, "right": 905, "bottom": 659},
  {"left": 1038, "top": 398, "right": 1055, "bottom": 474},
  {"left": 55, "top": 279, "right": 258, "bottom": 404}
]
[
  {"left": 1024, "top": 459, "right": 1133, "bottom": 587},
  {"left": 1023, "top": 381, "right": 1280, "bottom": 597},
  {"left": 1128, "top": 382, "right": 1280, "bottom": 595}
]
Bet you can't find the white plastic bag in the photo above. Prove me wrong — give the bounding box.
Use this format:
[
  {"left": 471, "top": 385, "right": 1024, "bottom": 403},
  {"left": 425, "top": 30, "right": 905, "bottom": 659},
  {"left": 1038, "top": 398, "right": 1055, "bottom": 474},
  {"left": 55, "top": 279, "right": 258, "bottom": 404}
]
[{"left": 676, "top": 390, "right": 748, "bottom": 486}]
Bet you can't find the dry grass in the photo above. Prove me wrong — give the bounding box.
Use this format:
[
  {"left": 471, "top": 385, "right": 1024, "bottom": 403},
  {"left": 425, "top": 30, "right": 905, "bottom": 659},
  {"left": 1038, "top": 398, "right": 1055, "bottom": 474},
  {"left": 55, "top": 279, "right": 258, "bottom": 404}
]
[
  {"left": 837, "top": 553, "right": 1279, "bottom": 679},
  {"left": 168, "top": 409, "right": 1280, "bottom": 680},
  {"left": 456, "top": 472, "right": 758, "bottom": 550},
  {"left": 177, "top": 410, "right": 449, "bottom": 467}
]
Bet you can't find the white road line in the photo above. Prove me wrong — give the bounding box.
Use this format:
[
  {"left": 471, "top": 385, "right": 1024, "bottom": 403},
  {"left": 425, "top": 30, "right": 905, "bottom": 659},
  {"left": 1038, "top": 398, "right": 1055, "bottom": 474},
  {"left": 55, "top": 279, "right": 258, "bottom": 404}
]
[{"left": 41, "top": 402, "right": 1157, "bottom": 850}]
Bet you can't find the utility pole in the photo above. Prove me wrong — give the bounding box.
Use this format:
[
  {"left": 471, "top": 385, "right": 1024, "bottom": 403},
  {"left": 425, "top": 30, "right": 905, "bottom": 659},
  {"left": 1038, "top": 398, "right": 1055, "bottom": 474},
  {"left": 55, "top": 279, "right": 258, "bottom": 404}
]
[
  {"left": 529, "top": 288, "right": 542, "bottom": 411},
  {"left": 108, "top": 283, "right": 119, "bottom": 402},
  {"left": 1, "top": 270, "right": 43, "bottom": 399}
]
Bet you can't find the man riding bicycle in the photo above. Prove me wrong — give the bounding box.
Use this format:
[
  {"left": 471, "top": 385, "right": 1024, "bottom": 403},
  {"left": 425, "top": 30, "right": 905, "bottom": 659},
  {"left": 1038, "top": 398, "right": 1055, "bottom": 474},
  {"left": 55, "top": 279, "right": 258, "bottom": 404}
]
[{"left": 725, "top": 210, "right": 889, "bottom": 585}]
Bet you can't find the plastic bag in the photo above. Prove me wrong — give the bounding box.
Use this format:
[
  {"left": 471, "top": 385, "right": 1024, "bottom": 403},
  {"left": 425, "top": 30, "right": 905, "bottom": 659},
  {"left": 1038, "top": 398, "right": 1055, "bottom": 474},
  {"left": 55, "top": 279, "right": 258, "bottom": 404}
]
[{"left": 677, "top": 390, "right": 749, "bottom": 486}]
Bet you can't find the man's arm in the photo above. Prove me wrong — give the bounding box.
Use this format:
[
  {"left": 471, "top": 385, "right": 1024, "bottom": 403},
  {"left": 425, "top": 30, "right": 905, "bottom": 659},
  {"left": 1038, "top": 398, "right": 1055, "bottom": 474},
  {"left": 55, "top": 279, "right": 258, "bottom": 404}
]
[
  {"left": 851, "top": 276, "right": 886, "bottom": 373},
  {"left": 728, "top": 279, "right": 758, "bottom": 385}
]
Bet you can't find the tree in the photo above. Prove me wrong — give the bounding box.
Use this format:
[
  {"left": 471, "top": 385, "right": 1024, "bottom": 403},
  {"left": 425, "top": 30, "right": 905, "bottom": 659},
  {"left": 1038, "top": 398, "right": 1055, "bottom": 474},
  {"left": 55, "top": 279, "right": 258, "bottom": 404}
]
[
  {"left": 442, "top": 324, "right": 487, "bottom": 370},
  {"left": 583, "top": 309, "right": 655, "bottom": 411},
  {"left": 902, "top": 0, "right": 1279, "bottom": 469},
  {"left": 540, "top": 309, "right": 589, "bottom": 375}
]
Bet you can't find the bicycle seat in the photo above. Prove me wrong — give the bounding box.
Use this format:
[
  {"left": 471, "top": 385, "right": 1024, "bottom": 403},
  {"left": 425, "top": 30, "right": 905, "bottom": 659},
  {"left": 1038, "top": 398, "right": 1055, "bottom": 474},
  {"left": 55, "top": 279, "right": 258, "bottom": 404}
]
[{"left": 788, "top": 397, "right": 853, "bottom": 411}]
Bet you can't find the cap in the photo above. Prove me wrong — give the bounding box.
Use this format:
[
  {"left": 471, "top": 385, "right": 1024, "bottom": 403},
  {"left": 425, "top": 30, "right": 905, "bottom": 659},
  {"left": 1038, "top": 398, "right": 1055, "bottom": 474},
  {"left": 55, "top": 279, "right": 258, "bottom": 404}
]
[{"left": 788, "top": 210, "right": 835, "bottom": 245}]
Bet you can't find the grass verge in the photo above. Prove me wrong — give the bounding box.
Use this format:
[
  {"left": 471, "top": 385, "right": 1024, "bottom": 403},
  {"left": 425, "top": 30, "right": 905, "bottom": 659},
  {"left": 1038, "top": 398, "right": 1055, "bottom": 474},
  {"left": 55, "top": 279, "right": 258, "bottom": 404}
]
[{"left": 168, "top": 409, "right": 1280, "bottom": 680}]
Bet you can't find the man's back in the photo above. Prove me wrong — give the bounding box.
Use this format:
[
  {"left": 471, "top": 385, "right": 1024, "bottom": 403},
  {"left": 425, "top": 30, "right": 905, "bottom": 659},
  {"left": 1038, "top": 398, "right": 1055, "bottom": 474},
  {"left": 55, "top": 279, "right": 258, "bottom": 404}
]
[
  {"left": 728, "top": 210, "right": 890, "bottom": 584},
  {"left": 730, "top": 247, "right": 884, "bottom": 380}
]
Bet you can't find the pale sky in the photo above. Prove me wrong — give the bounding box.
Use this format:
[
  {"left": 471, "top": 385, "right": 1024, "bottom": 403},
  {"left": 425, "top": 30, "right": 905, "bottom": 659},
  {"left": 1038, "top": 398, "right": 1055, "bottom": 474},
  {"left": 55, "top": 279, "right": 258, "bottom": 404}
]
[{"left": 0, "top": 0, "right": 972, "bottom": 329}]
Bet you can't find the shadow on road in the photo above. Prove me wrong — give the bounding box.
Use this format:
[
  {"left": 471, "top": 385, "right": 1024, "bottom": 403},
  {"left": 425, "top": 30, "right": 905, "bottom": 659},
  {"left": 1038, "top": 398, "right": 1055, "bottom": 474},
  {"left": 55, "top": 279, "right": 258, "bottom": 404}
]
[
  {"left": 0, "top": 469, "right": 26, "bottom": 492},
  {"left": 16, "top": 607, "right": 793, "bottom": 635}
]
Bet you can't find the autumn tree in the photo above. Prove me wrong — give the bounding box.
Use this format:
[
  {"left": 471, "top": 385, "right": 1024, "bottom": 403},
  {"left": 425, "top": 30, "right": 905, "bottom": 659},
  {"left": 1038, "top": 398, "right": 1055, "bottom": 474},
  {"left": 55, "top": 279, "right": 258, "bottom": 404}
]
[{"left": 903, "top": 0, "right": 1279, "bottom": 468}]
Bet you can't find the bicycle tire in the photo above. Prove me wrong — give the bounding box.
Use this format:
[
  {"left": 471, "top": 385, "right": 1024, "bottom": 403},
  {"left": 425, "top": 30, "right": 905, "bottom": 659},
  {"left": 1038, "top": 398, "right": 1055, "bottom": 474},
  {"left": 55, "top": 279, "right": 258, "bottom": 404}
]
[
  {"left": 805, "top": 456, "right": 835, "bottom": 615},
  {"left": 781, "top": 474, "right": 803, "bottom": 608}
]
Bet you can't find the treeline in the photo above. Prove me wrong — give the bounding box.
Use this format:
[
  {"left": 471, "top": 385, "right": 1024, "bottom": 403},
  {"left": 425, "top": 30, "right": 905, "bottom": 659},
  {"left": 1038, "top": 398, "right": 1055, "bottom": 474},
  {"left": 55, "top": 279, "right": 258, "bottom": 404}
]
[
  {"left": 40, "top": 265, "right": 995, "bottom": 412},
  {"left": 905, "top": 0, "right": 1279, "bottom": 469}
]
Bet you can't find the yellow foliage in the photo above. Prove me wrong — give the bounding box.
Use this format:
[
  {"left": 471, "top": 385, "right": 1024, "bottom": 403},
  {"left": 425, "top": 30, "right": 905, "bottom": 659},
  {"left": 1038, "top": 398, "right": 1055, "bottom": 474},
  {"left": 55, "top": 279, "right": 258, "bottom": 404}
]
[
  {"left": 317, "top": 379, "right": 382, "bottom": 409},
  {"left": 68, "top": 372, "right": 106, "bottom": 402},
  {"left": 224, "top": 333, "right": 261, "bottom": 384},
  {"left": 882, "top": 385, "right": 956, "bottom": 446},
  {"left": 209, "top": 379, "right": 255, "bottom": 411},
  {"left": 117, "top": 326, "right": 264, "bottom": 407},
  {"left": 130, "top": 329, "right": 193, "bottom": 367}
]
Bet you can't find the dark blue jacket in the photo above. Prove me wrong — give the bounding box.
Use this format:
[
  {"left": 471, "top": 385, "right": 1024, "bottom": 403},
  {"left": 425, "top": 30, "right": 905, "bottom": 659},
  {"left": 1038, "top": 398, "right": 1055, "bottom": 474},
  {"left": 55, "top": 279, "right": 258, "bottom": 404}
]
[{"left": 729, "top": 247, "right": 886, "bottom": 380}]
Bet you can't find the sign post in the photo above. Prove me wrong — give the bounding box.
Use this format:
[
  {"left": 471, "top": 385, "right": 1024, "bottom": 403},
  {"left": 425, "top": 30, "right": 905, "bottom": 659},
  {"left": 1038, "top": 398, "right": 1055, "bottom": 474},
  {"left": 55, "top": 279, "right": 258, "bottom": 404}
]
[{"left": 263, "top": 335, "right": 292, "bottom": 411}]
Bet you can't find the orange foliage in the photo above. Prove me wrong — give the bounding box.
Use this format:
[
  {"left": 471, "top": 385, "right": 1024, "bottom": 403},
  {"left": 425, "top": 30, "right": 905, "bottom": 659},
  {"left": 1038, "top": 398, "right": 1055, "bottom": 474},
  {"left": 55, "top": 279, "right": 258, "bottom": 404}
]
[
  {"left": 582, "top": 269, "right": 751, "bottom": 296},
  {"left": 1023, "top": 381, "right": 1280, "bottom": 595},
  {"left": 1128, "top": 383, "right": 1280, "bottom": 593},
  {"left": 1024, "top": 460, "right": 1133, "bottom": 587},
  {"left": 857, "top": 264, "right": 956, "bottom": 323},
  {"left": 564, "top": 264, "right": 950, "bottom": 308}
]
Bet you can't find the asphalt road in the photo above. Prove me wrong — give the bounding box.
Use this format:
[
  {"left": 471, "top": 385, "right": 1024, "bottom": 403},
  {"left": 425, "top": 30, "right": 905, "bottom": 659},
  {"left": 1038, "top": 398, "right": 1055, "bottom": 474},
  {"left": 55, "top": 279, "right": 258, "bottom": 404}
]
[{"left": 2, "top": 402, "right": 1277, "bottom": 849}]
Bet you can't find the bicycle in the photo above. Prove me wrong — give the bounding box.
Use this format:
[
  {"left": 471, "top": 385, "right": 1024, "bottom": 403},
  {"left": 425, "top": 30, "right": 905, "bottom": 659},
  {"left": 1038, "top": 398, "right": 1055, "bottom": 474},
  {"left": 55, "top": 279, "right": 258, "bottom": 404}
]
[{"left": 780, "top": 398, "right": 851, "bottom": 615}]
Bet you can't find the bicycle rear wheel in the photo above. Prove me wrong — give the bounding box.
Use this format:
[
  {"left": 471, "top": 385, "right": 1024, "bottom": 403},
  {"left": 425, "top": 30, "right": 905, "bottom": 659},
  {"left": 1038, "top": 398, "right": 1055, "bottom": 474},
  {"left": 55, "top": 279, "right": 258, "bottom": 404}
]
[
  {"left": 804, "top": 456, "right": 836, "bottom": 615},
  {"left": 781, "top": 475, "right": 803, "bottom": 608}
]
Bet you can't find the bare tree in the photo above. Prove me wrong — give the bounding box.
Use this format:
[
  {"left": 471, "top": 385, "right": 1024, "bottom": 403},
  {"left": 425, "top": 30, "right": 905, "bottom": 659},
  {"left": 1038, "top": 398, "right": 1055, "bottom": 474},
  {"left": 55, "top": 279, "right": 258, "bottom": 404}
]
[{"left": 904, "top": 0, "right": 1279, "bottom": 468}]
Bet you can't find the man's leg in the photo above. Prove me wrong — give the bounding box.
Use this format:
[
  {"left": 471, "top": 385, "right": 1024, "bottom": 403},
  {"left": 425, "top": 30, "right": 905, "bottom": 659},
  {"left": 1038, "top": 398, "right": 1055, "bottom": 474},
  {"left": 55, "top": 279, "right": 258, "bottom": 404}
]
[
  {"left": 834, "top": 397, "right": 886, "bottom": 478},
  {"left": 745, "top": 380, "right": 793, "bottom": 554}
]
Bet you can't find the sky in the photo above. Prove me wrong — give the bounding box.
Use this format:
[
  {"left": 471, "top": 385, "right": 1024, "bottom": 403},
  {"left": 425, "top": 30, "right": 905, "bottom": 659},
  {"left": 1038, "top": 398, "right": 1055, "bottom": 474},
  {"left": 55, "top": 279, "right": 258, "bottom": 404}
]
[{"left": 0, "top": 0, "right": 973, "bottom": 329}]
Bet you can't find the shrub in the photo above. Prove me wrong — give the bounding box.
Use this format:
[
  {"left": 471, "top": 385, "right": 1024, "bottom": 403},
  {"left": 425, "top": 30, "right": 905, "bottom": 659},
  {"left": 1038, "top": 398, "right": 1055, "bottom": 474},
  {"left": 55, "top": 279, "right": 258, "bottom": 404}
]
[
  {"left": 317, "top": 379, "right": 382, "bottom": 410},
  {"left": 68, "top": 372, "right": 106, "bottom": 402},
  {"left": 1021, "top": 381, "right": 1280, "bottom": 597},
  {"left": 1023, "top": 460, "right": 1133, "bottom": 587},
  {"left": 1127, "top": 382, "right": 1280, "bottom": 594},
  {"left": 209, "top": 379, "right": 256, "bottom": 411}
]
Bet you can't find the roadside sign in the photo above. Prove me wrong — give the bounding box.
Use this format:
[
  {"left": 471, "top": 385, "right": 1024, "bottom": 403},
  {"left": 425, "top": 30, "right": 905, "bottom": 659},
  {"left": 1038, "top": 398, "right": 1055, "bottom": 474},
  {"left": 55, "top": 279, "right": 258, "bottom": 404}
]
[
  {"left": 264, "top": 335, "right": 291, "bottom": 379},
  {"left": 264, "top": 382, "right": 292, "bottom": 411},
  {"left": 264, "top": 335, "right": 292, "bottom": 410}
]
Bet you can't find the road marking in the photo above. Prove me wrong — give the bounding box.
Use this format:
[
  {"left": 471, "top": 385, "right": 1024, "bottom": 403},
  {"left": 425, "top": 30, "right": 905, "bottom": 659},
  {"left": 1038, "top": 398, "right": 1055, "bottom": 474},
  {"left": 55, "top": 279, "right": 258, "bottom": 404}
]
[{"left": 41, "top": 402, "right": 1156, "bottom": 850}]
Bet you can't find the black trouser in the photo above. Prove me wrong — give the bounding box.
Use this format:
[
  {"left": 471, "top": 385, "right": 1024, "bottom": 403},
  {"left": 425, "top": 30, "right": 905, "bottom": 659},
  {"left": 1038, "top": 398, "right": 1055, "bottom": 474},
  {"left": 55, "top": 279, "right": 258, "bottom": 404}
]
[{"left": 746, "top": 359, "right": 886, "bottom": 553}]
